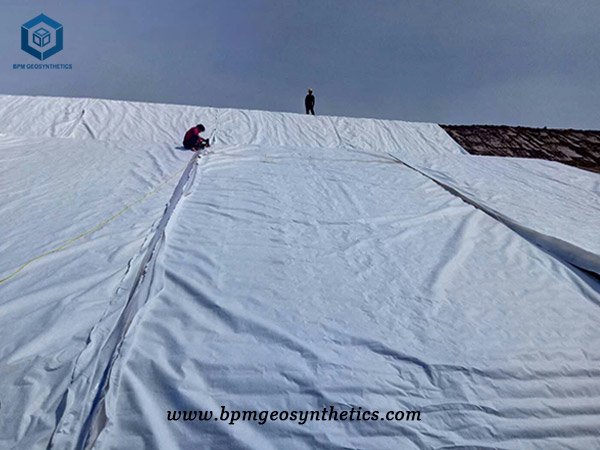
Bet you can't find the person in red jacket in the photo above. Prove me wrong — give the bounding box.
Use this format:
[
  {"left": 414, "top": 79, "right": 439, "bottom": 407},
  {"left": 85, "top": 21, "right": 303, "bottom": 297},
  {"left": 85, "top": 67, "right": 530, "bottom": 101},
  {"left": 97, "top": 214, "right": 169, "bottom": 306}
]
[{"left": 183, "top": 124, "right": 210, "bottom": 150}]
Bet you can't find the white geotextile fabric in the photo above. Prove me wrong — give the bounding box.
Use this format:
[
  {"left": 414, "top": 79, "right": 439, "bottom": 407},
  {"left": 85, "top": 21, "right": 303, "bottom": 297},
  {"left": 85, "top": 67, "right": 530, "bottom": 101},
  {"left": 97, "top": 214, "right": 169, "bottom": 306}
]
[
  {"left": 0, "top": 133, "right": 190, "bottom": 449},
  {"left": 0, "top": 95, "right": 599, "bottom": 449},
  {"left": 405, "top": 154, "right": 600, "bottom": 274},
  {"left": 0, "top": 94, "right": 597, "bottom": 274}
]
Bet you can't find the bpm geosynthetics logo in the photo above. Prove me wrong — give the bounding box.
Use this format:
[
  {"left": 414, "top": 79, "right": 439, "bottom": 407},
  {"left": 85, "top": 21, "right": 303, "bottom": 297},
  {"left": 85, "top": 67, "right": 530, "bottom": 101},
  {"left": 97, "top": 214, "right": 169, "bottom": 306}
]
[
  {"left": 21, "top": 14, "right": 63, "bottom": 60},
  {"left": 14, "top": 14, "right": 72, "bottom": 70}
]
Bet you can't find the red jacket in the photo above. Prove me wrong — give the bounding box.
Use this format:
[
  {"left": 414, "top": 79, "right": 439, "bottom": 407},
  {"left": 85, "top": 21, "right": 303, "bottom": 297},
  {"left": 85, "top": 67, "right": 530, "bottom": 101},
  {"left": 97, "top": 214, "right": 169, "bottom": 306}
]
[{"left": 183, "top": 127, "right": 201, "bottom": 148}]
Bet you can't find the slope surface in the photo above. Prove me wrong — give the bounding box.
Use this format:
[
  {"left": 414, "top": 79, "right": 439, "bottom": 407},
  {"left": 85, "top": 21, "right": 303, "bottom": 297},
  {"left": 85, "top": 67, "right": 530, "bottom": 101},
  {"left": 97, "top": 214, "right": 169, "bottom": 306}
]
[
  {"left": 442, "top": 124, "right": 600, "bottom": 174},
  {"left": 408, "top": 154, "right": 600, "bottom": 273},
  {"left": 0, "top": 133, "right": 190, "bottom": 449},
  {"left": 0, "top": 95, "right": 599, "bottom": 449},
  {"left": 92, "top": 144, "right": 600, "bottom": 449},
  {"left": 0, "top": 95, "right": 596, "bottom": 273}
]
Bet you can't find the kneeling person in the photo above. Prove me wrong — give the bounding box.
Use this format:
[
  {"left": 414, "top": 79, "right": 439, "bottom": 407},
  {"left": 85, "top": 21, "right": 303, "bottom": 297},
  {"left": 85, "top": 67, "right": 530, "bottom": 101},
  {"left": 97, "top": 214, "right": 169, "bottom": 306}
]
[{"left": 183, "top": 124, "right": 210, "bottom": 150}]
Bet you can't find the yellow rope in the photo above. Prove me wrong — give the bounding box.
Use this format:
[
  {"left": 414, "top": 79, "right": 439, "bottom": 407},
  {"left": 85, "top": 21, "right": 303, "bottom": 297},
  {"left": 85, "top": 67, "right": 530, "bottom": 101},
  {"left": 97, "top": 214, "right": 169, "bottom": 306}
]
[{"left": 0, "top": 167, "right": 187, "bottom": 285}]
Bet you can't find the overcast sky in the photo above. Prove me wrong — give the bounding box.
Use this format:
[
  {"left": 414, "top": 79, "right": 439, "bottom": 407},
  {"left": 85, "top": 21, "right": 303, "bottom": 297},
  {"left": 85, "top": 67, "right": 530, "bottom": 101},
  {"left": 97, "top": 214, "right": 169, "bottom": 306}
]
[{"left": 1, "top": 0, "right": 598, "bottom": 128}]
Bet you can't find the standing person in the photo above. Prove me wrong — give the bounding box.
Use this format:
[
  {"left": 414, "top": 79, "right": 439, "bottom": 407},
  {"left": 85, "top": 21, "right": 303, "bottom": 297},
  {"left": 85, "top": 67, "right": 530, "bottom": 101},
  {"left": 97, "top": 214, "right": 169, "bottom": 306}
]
[
  {"left": 305, "top": 89, "right": 315, "bottom": 115},
  {"left": 182, "top": 124, "right": 210, "bottom": 150}
]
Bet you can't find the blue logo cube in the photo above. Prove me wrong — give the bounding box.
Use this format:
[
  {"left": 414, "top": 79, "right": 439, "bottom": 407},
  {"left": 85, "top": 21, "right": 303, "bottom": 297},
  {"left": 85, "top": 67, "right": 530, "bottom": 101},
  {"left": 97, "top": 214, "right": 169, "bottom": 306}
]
[
  {"left": 32, "top": 27, "right": 51, "bottom": 48},
  {"left": 21, "top": 14, "right": 63, "bottom": 60}
]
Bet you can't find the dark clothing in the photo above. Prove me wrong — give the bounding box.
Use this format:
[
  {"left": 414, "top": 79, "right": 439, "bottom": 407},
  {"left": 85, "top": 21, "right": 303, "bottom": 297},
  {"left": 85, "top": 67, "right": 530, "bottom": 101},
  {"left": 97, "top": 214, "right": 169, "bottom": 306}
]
[
  {"left": 305, "top": 94, "right": 315, "bottom": 115},
  {"left": 183, "top": 127, "right": 209, "bottom": 150}
]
